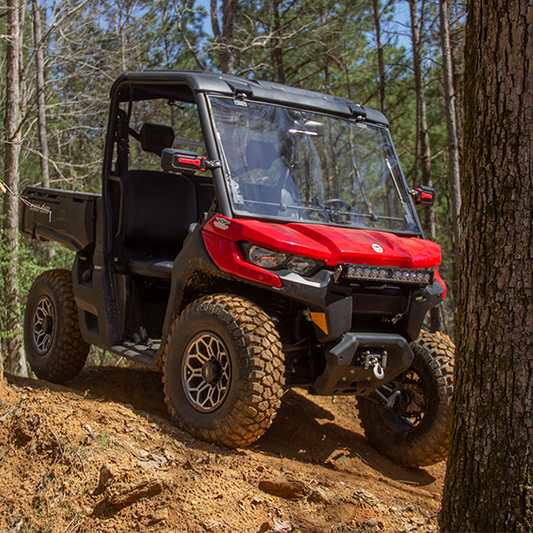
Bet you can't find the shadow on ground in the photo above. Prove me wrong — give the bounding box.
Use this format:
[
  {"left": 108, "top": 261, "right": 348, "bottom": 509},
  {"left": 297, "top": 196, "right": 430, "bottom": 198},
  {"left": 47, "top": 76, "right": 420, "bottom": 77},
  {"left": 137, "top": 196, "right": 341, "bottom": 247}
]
[{"left": 9, "top": 365, "right": 438, "bottom": 488}]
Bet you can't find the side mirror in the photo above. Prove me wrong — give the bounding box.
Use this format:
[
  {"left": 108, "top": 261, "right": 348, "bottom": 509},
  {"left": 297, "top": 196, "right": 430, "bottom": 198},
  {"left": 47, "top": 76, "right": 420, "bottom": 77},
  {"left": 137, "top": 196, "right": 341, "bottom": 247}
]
[
  {"left": 410, "top": 185, "right": 435, "bottom": 205},
  {"left": 161, "top": 148, "right": 208, "bottom": 174}
]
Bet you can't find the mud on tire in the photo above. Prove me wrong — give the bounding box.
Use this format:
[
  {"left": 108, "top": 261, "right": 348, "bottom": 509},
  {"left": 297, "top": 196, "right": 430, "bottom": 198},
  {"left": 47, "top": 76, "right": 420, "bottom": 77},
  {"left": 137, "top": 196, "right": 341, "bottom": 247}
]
[
  {"left": 163, "top": 294, "right": 285, "bottom": 448},
  {"left": 25, "top": 269, "right": 90, "bottom": 383},
  {"left": 357, "top": 330, "right": 455, "bottom": 468}
]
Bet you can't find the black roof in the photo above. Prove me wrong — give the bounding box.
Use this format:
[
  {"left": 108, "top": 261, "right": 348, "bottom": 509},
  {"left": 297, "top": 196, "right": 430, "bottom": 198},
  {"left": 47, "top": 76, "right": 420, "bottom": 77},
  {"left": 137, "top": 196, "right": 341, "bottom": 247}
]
[{"left": 111, "top": 70, "right": 389, "bottom": 126}]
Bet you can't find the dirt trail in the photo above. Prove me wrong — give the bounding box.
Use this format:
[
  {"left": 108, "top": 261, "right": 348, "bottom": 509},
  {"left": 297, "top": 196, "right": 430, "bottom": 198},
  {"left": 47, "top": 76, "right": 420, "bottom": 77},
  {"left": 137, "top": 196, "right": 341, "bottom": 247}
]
[{"left": 0, "top": 366, "right": 444, "bottom": 533}]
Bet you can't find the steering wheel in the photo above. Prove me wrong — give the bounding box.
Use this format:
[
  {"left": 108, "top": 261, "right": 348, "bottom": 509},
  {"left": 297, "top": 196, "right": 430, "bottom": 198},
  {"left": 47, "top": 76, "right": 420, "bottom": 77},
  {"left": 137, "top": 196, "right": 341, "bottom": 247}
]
[
  {"left": 323, "top": 199, "right": 352, "bottom": 224},
  {"left": 324, "top": 199, "right": 352, "bottom": 212}
]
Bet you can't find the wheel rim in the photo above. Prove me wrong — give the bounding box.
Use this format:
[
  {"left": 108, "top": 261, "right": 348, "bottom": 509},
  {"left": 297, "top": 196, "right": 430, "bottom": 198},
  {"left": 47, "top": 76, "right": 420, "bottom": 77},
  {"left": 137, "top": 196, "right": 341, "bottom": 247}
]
[
  {"left": 379, "top": 367, "right": 428, "bottom": 431},
  {"left": 182, "top": 332, "right": 231, "bottom": 413},
  {"left": 32, "top": 295, "right": 55, "bottom": 355}
]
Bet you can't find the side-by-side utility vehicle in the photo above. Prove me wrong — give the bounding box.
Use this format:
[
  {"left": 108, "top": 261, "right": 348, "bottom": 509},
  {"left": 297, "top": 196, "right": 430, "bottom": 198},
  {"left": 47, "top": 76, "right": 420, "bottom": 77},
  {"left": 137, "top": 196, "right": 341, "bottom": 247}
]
[{"left": 20, "top": 71, "right": 454, "bottom": 467}]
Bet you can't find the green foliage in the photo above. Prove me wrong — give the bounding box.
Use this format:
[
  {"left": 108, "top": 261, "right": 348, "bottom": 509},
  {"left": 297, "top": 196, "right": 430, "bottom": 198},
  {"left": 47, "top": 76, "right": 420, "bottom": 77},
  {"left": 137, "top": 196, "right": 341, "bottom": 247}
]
[
  {"left": 0, "top": 216, "right": 75, "bottom": 373},
  {"left": 95, "top": 432, "right": 110, "bottom": 450}
]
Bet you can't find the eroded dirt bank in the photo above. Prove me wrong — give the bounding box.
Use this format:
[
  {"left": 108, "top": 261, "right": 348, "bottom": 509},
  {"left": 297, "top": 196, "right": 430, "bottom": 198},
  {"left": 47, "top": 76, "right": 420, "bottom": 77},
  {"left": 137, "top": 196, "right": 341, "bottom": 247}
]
[{"left": 0, "top": 366, "right": 444, "bottom": 533}]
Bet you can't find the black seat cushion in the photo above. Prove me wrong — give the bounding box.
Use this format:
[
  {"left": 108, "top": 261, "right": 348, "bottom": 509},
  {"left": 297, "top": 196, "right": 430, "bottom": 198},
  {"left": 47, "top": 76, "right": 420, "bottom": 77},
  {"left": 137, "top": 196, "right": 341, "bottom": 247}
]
[{"left": 127, "top": 258, "right": 173, "bottom": 279}]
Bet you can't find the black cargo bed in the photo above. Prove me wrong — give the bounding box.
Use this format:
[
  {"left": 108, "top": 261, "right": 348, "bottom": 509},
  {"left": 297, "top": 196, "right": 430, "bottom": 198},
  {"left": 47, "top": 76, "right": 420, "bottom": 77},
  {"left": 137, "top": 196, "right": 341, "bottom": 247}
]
[{"left": 20, "top": 187, "right": 100, "bottom": 252}]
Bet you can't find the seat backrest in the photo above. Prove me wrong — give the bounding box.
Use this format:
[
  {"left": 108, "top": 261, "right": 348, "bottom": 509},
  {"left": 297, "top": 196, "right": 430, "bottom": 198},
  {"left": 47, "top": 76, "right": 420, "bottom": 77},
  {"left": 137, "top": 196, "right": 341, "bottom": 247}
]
[
  {"left": 123, "top": 170, "right": 198, "bottom": 254},
  {"left": 246, "top": 140, "right": 278, "bottom": 171}
]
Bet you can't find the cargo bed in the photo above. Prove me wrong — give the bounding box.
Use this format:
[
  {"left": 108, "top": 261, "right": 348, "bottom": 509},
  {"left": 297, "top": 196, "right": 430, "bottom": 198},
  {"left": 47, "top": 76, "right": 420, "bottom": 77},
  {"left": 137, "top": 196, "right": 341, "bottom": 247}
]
[{"left": 20, "top": 187, "right": 100, "bottom": 252}]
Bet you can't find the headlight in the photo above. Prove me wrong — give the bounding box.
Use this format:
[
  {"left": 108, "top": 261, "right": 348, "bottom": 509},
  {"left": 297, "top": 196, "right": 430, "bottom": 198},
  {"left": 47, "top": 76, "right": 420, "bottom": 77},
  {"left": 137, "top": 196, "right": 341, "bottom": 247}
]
[
  {"left": 286, "top": 255, "right": 319, "bottom": 275},
  {"left": 243, "top": 243, "right": 321, "bottom": 276},
  {"left": 248, "top": 245, "right": 288, "bottom": 269}
]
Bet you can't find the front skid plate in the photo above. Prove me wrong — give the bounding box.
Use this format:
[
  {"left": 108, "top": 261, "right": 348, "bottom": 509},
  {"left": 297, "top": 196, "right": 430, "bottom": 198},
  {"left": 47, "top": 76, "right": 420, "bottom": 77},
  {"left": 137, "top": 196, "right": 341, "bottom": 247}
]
[{"left": 312, "top": 332, "right": 414, "bottom": 396}]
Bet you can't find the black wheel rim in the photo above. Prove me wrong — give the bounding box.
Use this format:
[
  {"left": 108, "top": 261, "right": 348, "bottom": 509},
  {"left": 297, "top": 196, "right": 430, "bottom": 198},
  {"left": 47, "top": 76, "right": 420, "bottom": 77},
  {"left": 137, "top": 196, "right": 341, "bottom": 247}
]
[
  {"left": 182, "top": 332, "right": 231, "bottom": 413},
  {"left": 379, "top": 367, "right": 428, "bottom": 431},
  {"left": 32, "top": 295, "right": 55, "bottom": 355}
]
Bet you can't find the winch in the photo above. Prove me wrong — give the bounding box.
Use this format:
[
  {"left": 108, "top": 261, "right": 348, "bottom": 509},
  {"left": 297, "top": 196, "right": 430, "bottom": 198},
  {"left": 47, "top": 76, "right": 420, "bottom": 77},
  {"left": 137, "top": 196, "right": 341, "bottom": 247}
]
[
  {"left": 362, "top": 350, "right": 388, "bottom": 380},
  {"left": 312, "top": 333, "right": 414, "bottom": 396}
]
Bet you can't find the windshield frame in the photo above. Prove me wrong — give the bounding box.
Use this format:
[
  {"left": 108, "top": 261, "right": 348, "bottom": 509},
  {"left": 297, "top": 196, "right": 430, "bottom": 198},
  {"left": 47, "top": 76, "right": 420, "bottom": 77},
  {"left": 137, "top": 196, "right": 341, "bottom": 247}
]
[{"left": 206, "top": 95, "right": 423, "bottom": 237}]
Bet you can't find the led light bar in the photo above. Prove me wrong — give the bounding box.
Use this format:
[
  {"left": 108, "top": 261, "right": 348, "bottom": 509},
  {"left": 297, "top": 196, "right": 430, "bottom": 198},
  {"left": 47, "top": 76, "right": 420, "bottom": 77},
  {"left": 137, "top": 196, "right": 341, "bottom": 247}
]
[{"left": 342, "top": 264, "right": 433, "bottom": 285}]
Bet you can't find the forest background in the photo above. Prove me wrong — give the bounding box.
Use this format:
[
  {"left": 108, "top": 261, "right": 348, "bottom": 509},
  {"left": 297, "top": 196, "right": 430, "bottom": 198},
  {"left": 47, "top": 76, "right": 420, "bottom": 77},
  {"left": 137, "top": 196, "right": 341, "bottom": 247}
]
[{"left": 0, "top": 0, "right": 465, "bottom": 376}]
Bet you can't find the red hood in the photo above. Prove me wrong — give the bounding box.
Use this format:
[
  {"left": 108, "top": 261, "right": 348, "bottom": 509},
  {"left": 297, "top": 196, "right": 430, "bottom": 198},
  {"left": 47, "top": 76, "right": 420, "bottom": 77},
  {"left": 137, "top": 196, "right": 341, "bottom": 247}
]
[{"left": 203, "top": 216, "right": 441, "bottom": 269}]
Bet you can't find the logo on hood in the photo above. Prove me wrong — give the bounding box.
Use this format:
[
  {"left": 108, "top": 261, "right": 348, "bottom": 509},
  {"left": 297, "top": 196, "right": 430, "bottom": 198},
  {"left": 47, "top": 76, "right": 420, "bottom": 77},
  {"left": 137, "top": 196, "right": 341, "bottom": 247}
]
[
  {"left": 214, "top": 217, "right": 230, "bottom": 230},
  {"left": 372, "top": 244, "right": 384, "bottom": 253}
]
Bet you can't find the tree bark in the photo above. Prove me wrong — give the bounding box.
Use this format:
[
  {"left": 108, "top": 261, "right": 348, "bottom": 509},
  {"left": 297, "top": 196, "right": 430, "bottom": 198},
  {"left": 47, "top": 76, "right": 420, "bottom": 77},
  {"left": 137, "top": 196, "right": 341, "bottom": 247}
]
[
  {"left": 439, "top": 2, "right": 533, "bottom": 531},
  {"left": 439, "top": 0, "right": 461, "bottom": 280},
  {"left": 3, "top": 0, "right": 27, "bottom": 377}
]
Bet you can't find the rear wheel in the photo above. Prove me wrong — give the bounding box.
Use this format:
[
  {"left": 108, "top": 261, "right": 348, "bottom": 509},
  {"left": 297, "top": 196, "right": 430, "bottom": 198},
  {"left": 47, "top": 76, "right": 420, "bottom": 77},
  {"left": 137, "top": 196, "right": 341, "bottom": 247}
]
[
  {"left": 163, "top": 294, "right": 285, "bottom": 447},
  {"left": 357, "top": 331, "right": 455, "bottom": 468},
  {"left": 25, "top": 269, "right": 90, "bottom": 383}
]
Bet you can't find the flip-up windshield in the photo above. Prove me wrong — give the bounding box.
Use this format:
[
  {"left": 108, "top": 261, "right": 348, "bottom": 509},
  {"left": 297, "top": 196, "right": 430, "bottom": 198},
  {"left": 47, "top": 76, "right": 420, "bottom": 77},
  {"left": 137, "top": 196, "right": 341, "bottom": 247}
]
[{"left": 209, "top": 96, "right": 419, "bottom": 233}]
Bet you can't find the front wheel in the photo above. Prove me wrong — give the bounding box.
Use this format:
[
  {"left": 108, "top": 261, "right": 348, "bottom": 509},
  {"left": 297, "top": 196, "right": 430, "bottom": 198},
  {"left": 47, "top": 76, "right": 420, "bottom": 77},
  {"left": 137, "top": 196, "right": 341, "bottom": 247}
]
[
  {"left": 357, "top": 330, "right": 454, "bottom": 468},
  {"left": 24, "top": 269, "right": 90, "bottom": 383},
  {"left": 163, "top": 294, "right": 285, "bottom": 448}
]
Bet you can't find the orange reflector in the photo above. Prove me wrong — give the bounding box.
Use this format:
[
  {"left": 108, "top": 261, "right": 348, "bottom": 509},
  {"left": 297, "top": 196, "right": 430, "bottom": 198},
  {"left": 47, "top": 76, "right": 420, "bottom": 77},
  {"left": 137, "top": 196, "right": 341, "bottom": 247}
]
[{"left": 310, "top": 312, "right": 328, "bottom": 335}]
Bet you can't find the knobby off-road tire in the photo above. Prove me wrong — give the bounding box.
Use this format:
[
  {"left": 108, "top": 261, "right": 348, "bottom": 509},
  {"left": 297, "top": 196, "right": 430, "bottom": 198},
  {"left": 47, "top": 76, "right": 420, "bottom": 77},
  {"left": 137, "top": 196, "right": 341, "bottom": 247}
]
[
  {"left": 357, "top": 330, "right": 455, "bottom": 468},
  {"left": 24, "top": 269, "right": 90, "bottom": 383},
  {"left": 163, "top": 294, "right": 285, "bottom": 448}
]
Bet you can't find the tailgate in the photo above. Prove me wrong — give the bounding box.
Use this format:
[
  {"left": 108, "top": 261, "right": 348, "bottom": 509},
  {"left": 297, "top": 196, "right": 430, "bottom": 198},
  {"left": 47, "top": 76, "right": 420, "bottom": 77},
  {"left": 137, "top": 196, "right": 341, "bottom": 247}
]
[{"left": 20, "top": 187, "right": 101, "bottom": 252}]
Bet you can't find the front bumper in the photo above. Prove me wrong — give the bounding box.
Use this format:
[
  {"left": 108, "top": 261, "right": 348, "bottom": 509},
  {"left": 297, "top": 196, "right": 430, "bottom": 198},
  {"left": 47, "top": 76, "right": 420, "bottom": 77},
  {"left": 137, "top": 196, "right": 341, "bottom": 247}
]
[
  {"left": 278, "top": 269, "right": 445, "bottom": 343},
  {"left": 312, "top": 332, "right": 414, "bottom": 396}
]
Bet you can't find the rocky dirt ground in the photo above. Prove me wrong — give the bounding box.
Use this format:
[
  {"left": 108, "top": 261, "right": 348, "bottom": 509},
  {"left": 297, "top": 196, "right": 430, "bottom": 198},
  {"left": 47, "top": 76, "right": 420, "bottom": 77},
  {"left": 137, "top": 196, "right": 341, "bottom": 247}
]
[{"left": 0, "top": 366, "right": 445, "bottom": 533}]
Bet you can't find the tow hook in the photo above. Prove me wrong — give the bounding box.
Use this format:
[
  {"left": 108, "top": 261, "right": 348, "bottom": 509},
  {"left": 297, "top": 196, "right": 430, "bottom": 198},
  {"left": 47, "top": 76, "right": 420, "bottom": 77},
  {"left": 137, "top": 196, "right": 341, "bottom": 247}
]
[{"left": 363, "top": 350, "right": 388, "bottom": 380}]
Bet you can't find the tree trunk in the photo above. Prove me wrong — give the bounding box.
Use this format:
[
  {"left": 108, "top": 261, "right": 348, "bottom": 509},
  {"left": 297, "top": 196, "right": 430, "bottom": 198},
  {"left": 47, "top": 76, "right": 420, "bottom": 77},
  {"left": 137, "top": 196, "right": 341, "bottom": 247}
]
[
  {"left": 273, "top": 0, "right": 285, "bottom": 84},
  {"left": 439, "top": 2, "right": 533, "bottom": 531},
  {"left": 3, "top": 0, "right": 27, "bottom": 377},
  {"left": 33, "top": 0, "right": 55, "bottom": 261},
  {"left": 409, "top": 0, "right": 435, "bottom": 238},
  {"left": 439, "top": 0, "right": 461, "bottom": 282},
  {"left": 409, "top": 0, "right": 439, "bottom": 331},
  {"left": 372, "top": 0, "right": 386, "bottom": 114},
  {"left": 18, "top": 0, "right": 28, "bottom": 117},
  {"left": 33, "top": 0, "right": 49, "bottom": 187},
  {"left": 210, "top": 0, "right": 237, "bottom": 74}
]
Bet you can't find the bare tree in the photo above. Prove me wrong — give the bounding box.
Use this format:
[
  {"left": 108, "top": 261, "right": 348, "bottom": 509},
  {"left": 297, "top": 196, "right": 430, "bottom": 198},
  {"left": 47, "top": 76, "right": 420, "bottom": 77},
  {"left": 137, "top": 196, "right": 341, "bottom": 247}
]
[
  {"left": 372, "top": 0, "right": 386, "bottom": 114},
  {"left": 173, "top": 0, "right": 206, "bottom": 71},
  {"left": 439, "top": 0, "right": 461, "bottom": 276},
  {"left": 33, "top": 0, "right": 49, "bottom": 188},
  {"left": 3, "top": 0, "right": 27, "bottom": 377},
  {"left": 210, "top": 0, "right": 238, "bottom": 74},
  {"left": 409, "top": 0, "right": 439, "bottom": 332},
  {"left": 272, "top": 0, "right": 285, "bottom": 84}
]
